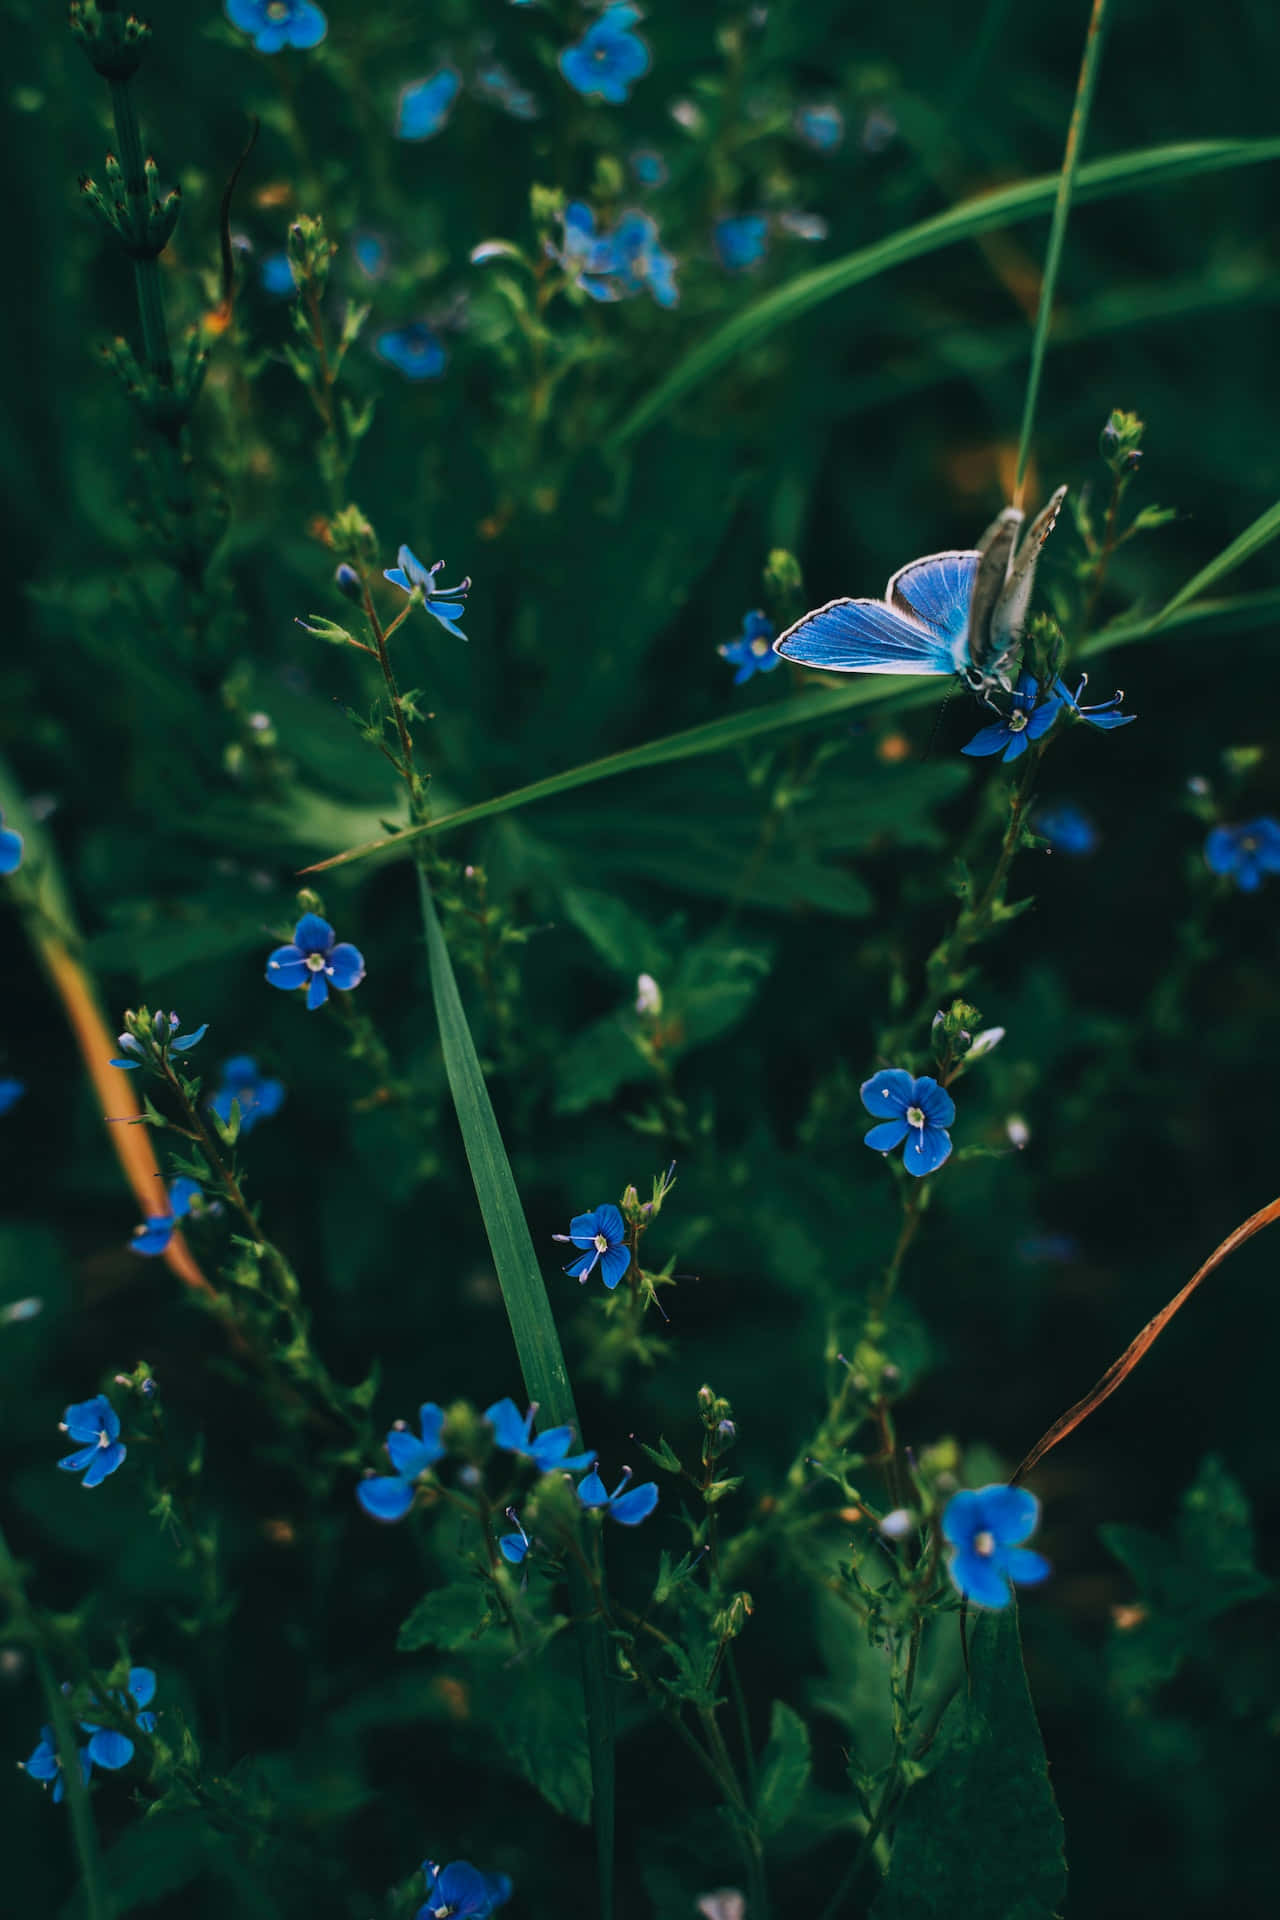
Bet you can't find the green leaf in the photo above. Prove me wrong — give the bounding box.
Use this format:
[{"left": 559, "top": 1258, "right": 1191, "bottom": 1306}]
[
  {"left": 1148, "top": 495, "right": 1280, "bottom": 628},
  {"left": 611, "top": 137, "right": 1280, "bottom": 445},
  {"left": 561, "top": 885, "right": 667, "bottom": 977},
  {"left": 757, "top": 1700, "right": 813, "bottom": 1837},
  {"left": 417, "top": 869, "right": 615, "bottom": 1914},
  {"left": 397, "top": 1581, "right": 494, "bottom": 1653},
  {"left": 871, "top": 1608, "right": 1066, "bottom": 1920},
  {"left": 482, "top": 1645, "right": 593, "bottom": 1824}
]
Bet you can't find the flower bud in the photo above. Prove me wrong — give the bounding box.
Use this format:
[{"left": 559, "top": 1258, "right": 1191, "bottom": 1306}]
[{"left": 334, "top": 562, "right": 361, "bottom": 601}]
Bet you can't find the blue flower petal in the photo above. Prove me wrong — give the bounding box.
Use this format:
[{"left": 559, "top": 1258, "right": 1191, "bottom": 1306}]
[
  {"left": 292, "top": 913, "right": 335, "bottom": 955},
  {"left": 864, "top": 1120, "right": 909, "bottom": 1153},
  {"left": 168, "top": 1177, "right": 201, "bottom": 1218},
  {"left": 356, "top": 1476, "right": 416, "bottom": 1522},
  {"left": 974, "top": 1483, "right": 1041, "bottom": 1546},
  {"left": 911, "top": 1077, "right": 955, "bottom": 1128},
  {"left": 63, "top": 1395, "right": 117, "bottom": 1443},
  {"left": 325, "top": 942, "right": 365, "bottom": 990},
  {"left": 599, "top": 1243, "right": 631, "bottom": 1289},
  {"left": 860, "top": 1069, "right": 914, "bottom": 1118},
  {"left": 82, "top": 1441, "right": 126, "bottom": 1488},
  {"left": 941, "top": 1488, "right": 982, "bottom": 1548},
  {"left": 128, "top": 1669, "right": 157, "bottom": 1709},
  {"left": 0, "top": 825, "right": 24, "bottom": 874},
  {"left": 24, "top": 1733, "right": 59, "bottom": 1781},
  {"left": 902, "top": 1124, "right": 951, "bottom": 1176},
  {"left": 130, "top": 1216, "right": 176, "bottom": 1256},
  {"left": 266, "top": 944, "right": 307, "bottom": 990},
  {"left": 961, "top": 721, "right": 1013, "bottom": 758},
  {"left": 607, "top": 1481, "right": 659, "bottom": 1525},
  {"left": 484, "top": 1398, "right": 530, "bottom": 1452},
  {"left": 86, "top": 1729, "right": 134, "bottom": 1771},
  {"left": 594, "top": 1203, "right": 625, "bottom": 1244},
  {"left": 577, "top": 1470, "right": 608, "bottom": 1508},
  {"left": 564, "top": 1248, "right": 599, "bottom": 1280},
  {"left": 418, "top": 1403, "right": 446, "bottom": 1453},
  {"left": 499, "top": 1531, "right": 529, "bottom": 1564},
  {"left": 58, "top": 1443, "right": 102, "bottom": 1474},
  {"left": 948, "top": 1546, "right": 1012, "bottom": 1608},
  {"left": 385, "top": 1431, "right": 441, "bottom": 1479},
  {"left": 305, "top": 972, "right": 330, "bottom": 1011}
]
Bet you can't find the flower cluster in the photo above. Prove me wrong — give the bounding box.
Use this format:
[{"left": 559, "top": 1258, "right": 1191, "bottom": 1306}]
[
  {"left": 56, "top": 1395, "right": 127, "bottom": 1488},
  {"left": 266, "top": 913, "right": 365, "bottom": 1011},
  {"left": 942, "top": 1485, "right": 1050, "bottom": 1608},
  {"left": 962, "top": 671, "right": 1135, "bottom": 762},
  {"left": 558, "top": 6, "right": 649, "bottom": 104},
  {"left": 110, "top": 1009, "right": 208, "bottom": 1072},
  {"left": 719, "top": 610, "right": 780, "bottom": 684},
  {"left": 22, "top": 1669, "right": 157, "bottom": 1802},
  {"left": 861, "top": 1069, "right": 955, "bottom": 1176},
  {"left": 551, "top": 202, "right": 678, "bottom": 308}
]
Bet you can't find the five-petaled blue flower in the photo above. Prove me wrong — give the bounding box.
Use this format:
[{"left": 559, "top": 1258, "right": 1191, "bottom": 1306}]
[
  {"left": 383, "top": 547, "right": 471, "bottom": 639},
  {"left": 0, "top": 807, "right": 23, "bottom": 874},
  {"left": 357, "top": 1403, "right": 447, "bottom": 1522},
  {"left": 57, "top": 1394, "right": 127, "bottom": 1488},
  {"left": 260, "top": 252, "right": 296, "bottom": 297},
  {"left": 713, "top": 215, "right": 769, "bottom": 271},
  {"left": 962, "top": 671, "right": 1063, "bottom": 762},
  {"left": 1056, "top": 672, "right": 1135, "bottom": 733},
  {"left": 225, "top": 0, "right": 327, "bottom": 54},
  {"left": 266, "top": 913, "right": 365, "bottom": 1011},
  {"left": 553, "top": 1204, "right": 631, "bottom": 1289},
  {"left": 484, "top": 1398, "right": 593, "bottom": 1472},
  {"left": 1204, "top": 816, "right": 1280, "bottom": 892},
  {"left": 416, "top": 1859, "right": 513, "bottom": 1920},
  {"left": 209, "top": 1055, "right": 285, "bottom": 1135},
  {"left": 1033, "top": 802, "right": 1098, "bottom": 856},
  {"left": 719, "top": 610, "right": 780, "bottom": 685},
  {"left": 0, "top": 1077, "right": 24, "bottom": 1114},
  {"left": 577, "top": 1463, "right": 659, "bottom": 1526},
  {"left": 130, "top": 1176, "right": 202, "bottom": 1258},
  {"left": 397, "top": 70, "right": 461, "bottom": 141},
  {"left": 794, "top": 102, "right": 845, "bottom": 151},
  {"left": 374, "top": 323, "right": 447, "bottom": 381},
  {"left": 943, "top": 1484, "right": 1050, "bottom": 1608},
  {"left": 861, "top": 1069, "right": 955, "bottom": 1176},
  {"left": 558, "top": 5, "right": 650, "bottom": 104},
  {"left": 21, "top": 1726, "right": 90, "bottom": 1803}
]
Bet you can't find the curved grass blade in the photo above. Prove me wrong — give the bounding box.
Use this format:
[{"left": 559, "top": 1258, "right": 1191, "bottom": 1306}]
[
  {"left": 302, "top": 586, "right": 1280, "bottom": 877},
  {"left": 610, "top": 137, "right": 1280, "bottom": 448},
  {"left": 1146, "top": 494, "right": 1280, "bottom": 630},
  {"left": 416, "top": 868, "right": 615, "bottom": 1918},
  {"left": 1012, "top": 1191, "right": 1280, "bottom": 1485}
]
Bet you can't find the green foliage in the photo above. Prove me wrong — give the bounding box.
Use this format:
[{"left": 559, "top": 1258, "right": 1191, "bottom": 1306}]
[{"left": 757, "top": 1700, "right": 813, "bottom": 1837}]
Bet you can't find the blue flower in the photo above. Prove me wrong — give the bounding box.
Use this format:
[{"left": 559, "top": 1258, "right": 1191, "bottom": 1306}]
[
  {"left": 396, "top": 70, "right": 461, "bottom": 141},
  {"left": 351, "top": 231, "right": 389, "bottom": 280},
  {"left": 577, "top": 1463, "right": 659, "bottom": 1526},
  {"left": 21, "top": 1726, "right": 90, "bottom": 1803},
  {"left": 961, "top": 671, "right": 1064, "bottom": 762},
  {"left": 861, "top": 1068, "right": 955, "bottom": 1176},
  {"left": 552, "top": 202, "right": 625, "bottom": 301},
  {"left": 473, "top": 63, "right": 540, "bottom": 121},
  {"left": 629, "top": 147, "right": 667, "bottom": 186},
  {"left": 1055, "top": 672, "right": 1135, "bottom": 733},
  {"left": 943, "top": 1484, "right": 1050, "bottom": 1608},
  {"left": 794, "top": 102, "right": 845, "bottom": 152},
  {"left": 209, "top": 1056, "right": 285, "bottom": 1135},
  {"left": 416, "top": 1859, "right": 513, "bottom": 1920},
  {"left": 0, "top": 808, "right": 23, "bottom": 874},
  {"left": 260, "top": 251, "right": 296, "bottom": 297},
  {"left": 1033, "top": 802, "right": 1098, "bottom": 856},
  {"left": 0, "top": 1077, "right": 24, "bottom": 1114},
  {"left": 498, "top": 1509, "right": 530, "bottom": 1564},
  {"left": 383, "top": 546, "right": 471, "bottom": 639},
  {"left": 56, "top": 1395, "right": 127, "bottom": 1488},
  {"left": 109, "top": 1015, "right": 207, "bottom": 1069},
  {"left": 719, "top": 610, "right": 779, "bottom": 685},
  {"left": 225, "top": 0, "right": 327, "bottom": 54},
  {"left": 612, "top": 209, "right": 679, "bottom": 308},
  {"left": 713, "top": 215, "right": 769, "bottom": 271},
  {"left": 558, "top": 5, "right": 650, "bottom": 104},
  {"left": 357, "top": 1403, "right": 447, "bottom": 1523},
  {"left": 1205, "top": 816, "right": 1280, "bottom": 892},
  {"left": 553, "top": 1203, "right": 630, "bottom": 1289},
  {"left": 266, "top": 912, "right": 366, "bottom": 1011},
  {"left": 374, "top": 324, "right": 447, "bottom": 381},
  {"left": 484, "top": 1398, "right": 593, "bottom": 1473},
  {"left": 129, "top": 1176, "right": 202, "bottom": 1258},
  {"left": 80, "top": 1669, "right": 159, "bottom": 1773}
]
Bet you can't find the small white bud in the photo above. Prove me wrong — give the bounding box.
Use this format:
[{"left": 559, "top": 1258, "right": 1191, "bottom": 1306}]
[
  {"left": 635, "top": 972, "right": 662, "bottom": 1016},
  {"left": 967, "top": 1026, "right": 1006, "bottom": 1061},
  {"left": 879, "top": 1507, "right": 915, "bottom": 1540},
  {"left": 1007, "top": 1115, "right": 1030, "bottom": 1148}
]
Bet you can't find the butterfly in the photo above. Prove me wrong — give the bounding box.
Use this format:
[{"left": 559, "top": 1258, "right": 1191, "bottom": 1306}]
[{"left": 773, "top": 485, "right": 1068, "bottom": 707}]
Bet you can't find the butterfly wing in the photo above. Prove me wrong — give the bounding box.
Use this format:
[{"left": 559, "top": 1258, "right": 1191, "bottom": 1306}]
[
  {"left": 887, "top": 551, "right": 980, "bottom": 650},
  {"left": 989, "top": 484, "right": 1068, "bottom": 658},
  {"left": 773, "top": 596, "right": 958, "bottom": 675}
]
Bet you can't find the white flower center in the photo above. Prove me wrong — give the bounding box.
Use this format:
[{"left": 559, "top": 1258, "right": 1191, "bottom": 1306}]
[
  {"left": 974, "top": 1529, "right": 995, "bottom": 1557},
  {"left": 267, "top": 2, "right": 289, "bottom": 18},
  {"left": 1008, "top": 711, "right": 1028, "bottom": 732},
  {"left": 593, "top": 1232, "right": 609, "bottom": 1252},
  {"left": 305, "top": 953, "right": 327, "bottom": 972},
  {"left": 751, "top": 637, "right": 769, "bottom": 655},
  {"left": 905, "top": 1105, "right": 925, "bottom": 1128},
  {"left": 97, "top": 1430, "right": 111, "bottom": 1448}
]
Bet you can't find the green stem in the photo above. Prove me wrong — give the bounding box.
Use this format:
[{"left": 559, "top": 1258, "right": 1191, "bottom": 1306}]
[
  {"left": 107, "top": 77, "right": 173, "bottom": 390},
  {"left": 1013, "top": 0, "right": 1112, "bottom": 495}
]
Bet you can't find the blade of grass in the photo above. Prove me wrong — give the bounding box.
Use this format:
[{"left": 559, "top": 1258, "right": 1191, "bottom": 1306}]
[
  {"left": 1013, "top": 0, "right": 1112, "bottom": 498},
  {"left": 1145, "top": 495, "right": 1280, "bottom": 629},
  {"left": 609, "top": 136, "right": 1280, "bottom": 448},
  {"left": 416, "top": 868, "right": 615, "bottom": 1918},
  {"left": 302, "top": 586, "right": 1280, "bottom": 876}
]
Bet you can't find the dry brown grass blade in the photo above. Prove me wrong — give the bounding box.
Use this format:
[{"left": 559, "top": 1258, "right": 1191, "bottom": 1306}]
[{"left": 1011, "top": 1192, "right": 1280, "bottom": 1485}]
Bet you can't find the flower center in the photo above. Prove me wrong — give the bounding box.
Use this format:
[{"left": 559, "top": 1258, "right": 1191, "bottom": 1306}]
[
  {"left": 97, "top": 1430, "right": 111, "bottom": 1448},
  {"left": 267, "top": 2, "right": 289, "bottom": 18},
  {"left": 905, "top": 1105, "right": 925, "bottom": 1128},
  {"left": 1008, "top": 711, "right": 1029, "bottom": 732},
  {"left": 593, "top": 1232, "right": 610, "bottom": 1252},
  {"left": 305, "top": 953, "right": 327, "bottom": 972},
  {"left": 973, "top": 1529, "right": 996, "bottom": 1557},
  {"left": 1241, "top": 835, "right": 1257, "bottom": 852},
  {"left": 751, "top": 637, "right": 770, "bottom": 656}
]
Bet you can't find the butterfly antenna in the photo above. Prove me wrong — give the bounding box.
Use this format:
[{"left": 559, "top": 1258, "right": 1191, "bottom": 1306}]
[{"left": 922, "top": 683, "right": 955, "bottom": 763}]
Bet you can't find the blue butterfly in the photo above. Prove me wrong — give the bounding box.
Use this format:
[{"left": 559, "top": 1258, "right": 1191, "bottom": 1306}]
[{"left": 773, "top": 486, "right": 1068, "bottom": 707}]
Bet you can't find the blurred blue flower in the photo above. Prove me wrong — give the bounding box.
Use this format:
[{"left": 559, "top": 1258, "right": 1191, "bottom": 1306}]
[
  {"left": 499, "top": 1509, "right": 530, "bottom": 1564},
  {"left": 225, "top": 0, "right": 327, "bottom": 54},
  {"left": 553, "top": 1203, "right": 630, "bottom": 1288},
  {"left": 962, "top": 671, "right": 1063, "bottom": 762},
  {"left": 374, "top": 324, "right": 447, "bottom": 381},
  {"left": 629, "top": 147, "right": 667, "bottom": 186},
  {"left": 612, "top": 209, "right": 679, "bottom": 308},
  {"left": 794, "top": 102, "right": 845, "bottom": 151},
  {"left": 81, "top": 1668, "right": 159, "bottom": 1773},
  {"left": 861, "top": 1068, "right": 955, "bottom": 1176},
  {"left": 713, "top": 215, "right": 768, "bottom": 271},
  {"left": 0, "top": 1077, "right": 24, "bottom": 1114},
  {"left": 1205, "top": 816, "right": 1280, "bottom": 891},
  {"left": 21, "top": 1726, "right": 90, "bottom": 1803},
  {"left": 209, "top": 1056, "right": 285, "bottom": 1134},
  {"left": 559, "top": 5, "right": 650, "bottom": 104},
  {"left": 351, "top": 231, "right": 389, "bottom": 280},
  {"left": 719, "top": 610, "right": 779, "bottom": 684},
  {"left": 1055, "top": 673, "right": 1136, "bottom": 733},
  {"left": 357, "top": 1403, "right": 446, "bottom": 1522},
  {"left": 266, "top": 912, "right": 366, "bottom": 1011},
  {"left": 577, "top": 1463, "right": 659, "bottom": 1526},
  {"left": 943, "top": 1484, "right": 1050, "bottom": 1608},
  {"left": 473, "top": 62, "right": 540, "bottom": 121},
  {"left": 383, "top": 546, "right": 471, "bottom": 639},
  {"left": 484, "top": 1398, "right": 593, "bottom": 1472},
  {"left": 0, "top": 808, "right": 23, "bottom": 873},
  {"left": 552, "top": 202, "right": 625, "bottom": 300},
  {"left": 56, "top": 1394, "right": 127, "bottom": 1488},
  {"left": 396, "top": 70, "right": 461, "bottom": 141},
  {"left": 129, "top": 1177, "right": 202, "bottom": 1258},
  {"left": 260, "top": 251, "right": 295, "bottom": 297},
  {"left": 416, "top": 1859, "right": 513, "bottom": 1920},
  {"left": 1034, "top": 802, "right": 1098, "bottom": 856}
]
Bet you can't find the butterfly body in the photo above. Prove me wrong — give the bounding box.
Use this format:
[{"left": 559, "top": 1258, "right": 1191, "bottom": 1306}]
[{"left": 774, "top": 486, "right": 1067, "bottom": 707}]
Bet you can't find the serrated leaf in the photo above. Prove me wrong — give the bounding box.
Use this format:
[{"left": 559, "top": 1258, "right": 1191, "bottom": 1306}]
[
  {"left": 757, "top": 1700, "right": 812, "bottom": 1837},
  {"left": 638, "top": 1435, "right": 682, "bottom": 1473},
  {"left": 397, "top": 1580, "right": 493, "bottom": 1652}
]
